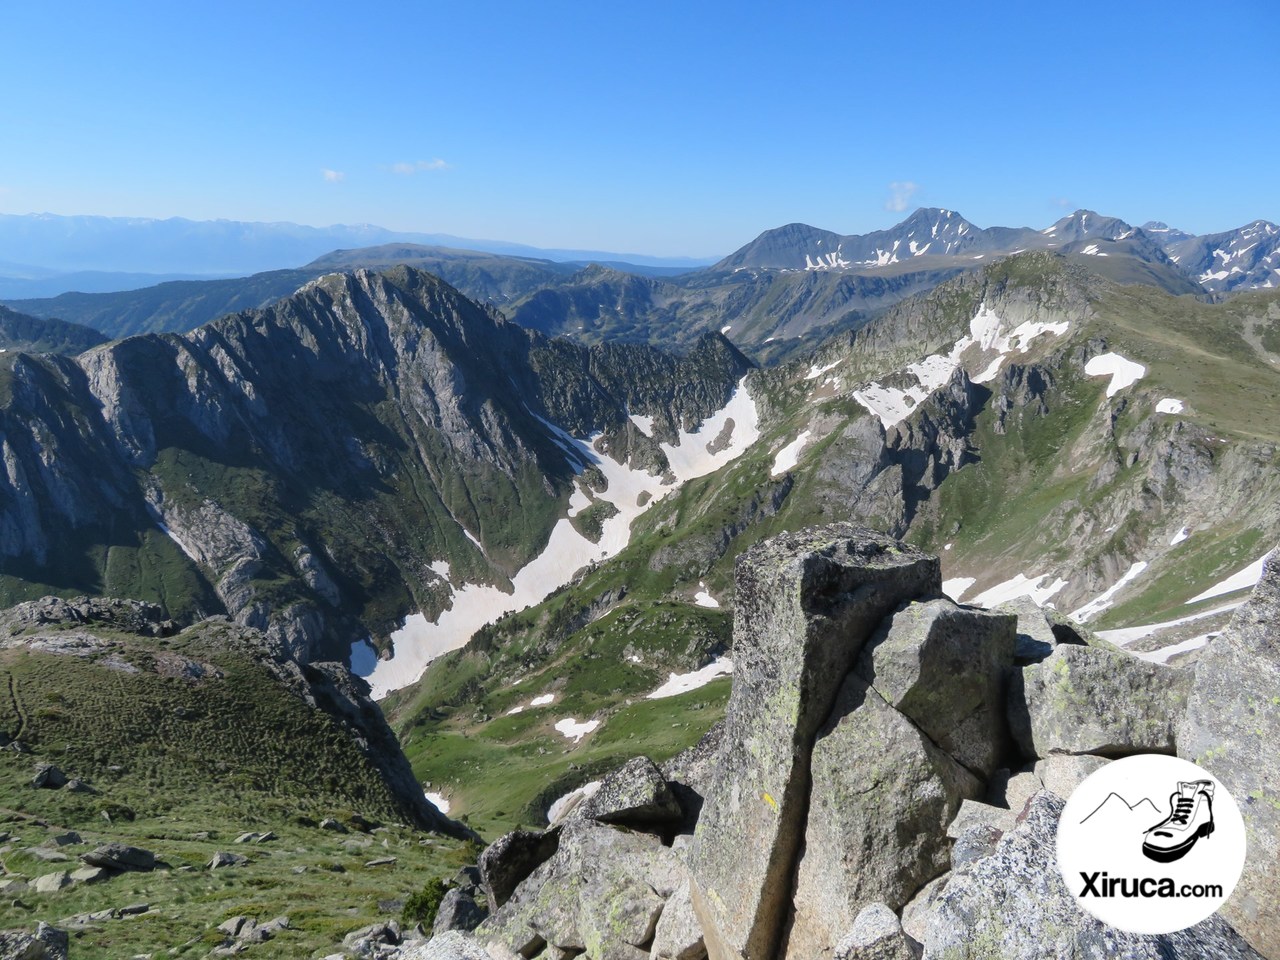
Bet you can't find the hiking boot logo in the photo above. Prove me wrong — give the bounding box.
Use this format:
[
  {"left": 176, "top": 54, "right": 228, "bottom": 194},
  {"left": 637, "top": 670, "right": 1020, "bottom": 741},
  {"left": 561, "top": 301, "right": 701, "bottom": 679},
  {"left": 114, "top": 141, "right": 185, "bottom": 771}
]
[{"left": 1142, "top": 779, "right": 1215, "bottom": 863}]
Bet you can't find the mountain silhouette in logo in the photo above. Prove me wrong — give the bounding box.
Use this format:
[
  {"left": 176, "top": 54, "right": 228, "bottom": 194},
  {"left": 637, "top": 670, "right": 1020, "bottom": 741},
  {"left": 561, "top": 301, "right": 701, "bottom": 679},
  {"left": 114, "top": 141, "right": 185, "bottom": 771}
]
[{"left": 1080, "top": 792, "right": 1162, "bottom": 827}]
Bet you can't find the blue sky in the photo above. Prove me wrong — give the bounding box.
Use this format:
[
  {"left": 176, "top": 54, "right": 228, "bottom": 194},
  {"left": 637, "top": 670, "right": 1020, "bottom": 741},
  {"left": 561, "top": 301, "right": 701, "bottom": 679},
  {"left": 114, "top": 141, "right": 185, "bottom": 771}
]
[{"left": 2, "top": 0, "right": 1276, "bottom": 257}]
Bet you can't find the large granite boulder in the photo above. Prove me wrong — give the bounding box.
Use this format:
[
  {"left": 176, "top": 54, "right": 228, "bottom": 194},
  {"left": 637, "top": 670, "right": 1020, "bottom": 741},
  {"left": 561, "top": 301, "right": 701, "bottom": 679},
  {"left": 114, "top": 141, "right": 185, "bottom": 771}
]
[
  {"left": 786, "top": 676, "right": 981, "bottom": 959},
  {"left": 1008, "top": 644, "right": 1189, "bottom": 759},
  {"left": 857, "top": 598, "right": 1017, "bottom": 777},
  {"left": 432, "top": 888, "right": 487, "bottom": 936},
  {"left": 689, "top": 525, "right": 939, "bottom": 960},
  {"left": 1179, "top": 548, "right": 1280, "bottom": 959},
  {"left": 579, "top": 757, "right": 682, "bottom": 828},
  {"left": 478, "top": 828, "right": 561, "bottom": 909},
  {"left": 399, "top": 929, "right": 491, "bottom": 959},
  {"left": 919, "top": 794, "right": 1264, "bottom": 959},
  {"left": 477, "top": 819, "right": 686, "bottom": 960}
]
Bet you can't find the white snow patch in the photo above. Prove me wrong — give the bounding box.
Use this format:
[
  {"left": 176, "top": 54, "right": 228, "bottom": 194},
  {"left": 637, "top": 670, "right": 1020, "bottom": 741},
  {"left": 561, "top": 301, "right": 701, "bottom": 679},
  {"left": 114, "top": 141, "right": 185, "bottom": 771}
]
[
  {"left": 721, "top": 325, "right": 732, "bottom": 334},
  {"left": 806, "top": 359, "right": 841, "bottom": 380},
  {"left": 968, "top": 573, "right": 1070, "bottom": 608},
  {"left": 660, "top": 376, "right": 760, "bottom": 482},
  {"left": 1081, "top": 243, "right": 1100, "bottom": 256},
  {"left": 1070, "top": 561, "right": 1148, "bottom": 622},
  {"left": 1156, "top": 398, "right": 1184, "bottom": 414},
  {"left": 693, "top": 582, "right": 720, "bottom": 608},
  {"left": 554, "top": 718, "right": 600, "bottom": 743},
  {"left": 943, "top": 543, "right": 953, "bottom": 551},
  {"left": 1134, "top": 633, "right": 1217, "bottom": 664},
  {"left": 629, "top": 413, "right": 655, "bottom": 437},
  {"left": 547, "top": 781, "right": 601, "bottom": 824},
  {"left": 530, "top": 693, "right": 555, "bottom": 706},
  {"left": 1084, "top": 353, "right": 1146, "bottom": 397},
  {"left": 424, "top": 791, "right": 450, "bottom": 814},
  {"left": 771, "top": 430, "right": 812, "bottom": 476},
  {"left": 430, "top": 560, "right": 451, "bottom": 580},
  {"left": 1097, "top": 601, "right": 1246, "bottom": 646},
  {"left": 647, "top": 658, "right": 734, "bottom": 699},
  {"left": 1185, "top": 551, "right": 1275, "bottom": 604},
  {"left": 1169, "top": 526, "right": 1190, "bottom": 546},
  {"left": 360, "top": 381, "right": 761, "bottom": 698},
  {"left": 506, "top": 705, "right": 525, "bottom": 715},
  {"left": 942, "top": 577, "right": 976, "bottom": 601},
  {"left": 851, "top": 303, "right": 1068, "bottom": 427}
]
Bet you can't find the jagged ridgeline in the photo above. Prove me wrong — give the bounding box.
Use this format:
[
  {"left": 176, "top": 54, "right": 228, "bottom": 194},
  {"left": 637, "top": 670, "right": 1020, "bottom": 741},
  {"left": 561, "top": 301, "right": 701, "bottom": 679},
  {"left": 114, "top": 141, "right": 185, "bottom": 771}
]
[{"left": 0, "top": 266, "right": 752, "bottom": 661}]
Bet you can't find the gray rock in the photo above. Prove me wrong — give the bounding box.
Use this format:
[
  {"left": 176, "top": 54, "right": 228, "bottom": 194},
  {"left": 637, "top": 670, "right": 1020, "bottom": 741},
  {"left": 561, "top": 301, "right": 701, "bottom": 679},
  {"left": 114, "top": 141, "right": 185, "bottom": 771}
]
[
  {"left": 787, "top": 676, "right": 980, "bottom": 959},
  {"left": 32, "top": 871, "right": 70, "bottom": 894},
  {"left": 660, "top": 721, "right": 725, "bottom": 836},
  {"left": 920, "top": 793, "right": 1264, "bottom": 959},
  {"left": 579, "top": 757, "right": 681, "bottom": 827},
  {"left": 78, "top": 843, "right": 156, "bottom": 872},
  {"left": 478, "top": 827, "right": 561, "bottom": 909},
  {"left": 983, "top": 769, "right": 1042, "bottom": 814},
  {"left": 30, "top": 764, "right": 67, "bottom": 790},
  {"left": 946, "top": 800, "right": 1017, "bottom": 840},
  {"left": 319, "top": 817, "right": 348, "bottom": 833},
  {"left": 857, "top": 598, "right": 1016, "bottom": 777},
  {"left": 41, "top": 833, "right": 80, "bottom": 848},
  {"left": 62, "top": 780, "right": 92, "bottom": 794},
  {"left": 343, "top": 920, "right": 400, "bottom": 949},
  {"left": 1008, "top": 644, "right": 1189, "bottom": 759},
  {"left": 365, "top": 856, "right": 397, "bottom": 867},
  {"left": 1178, "top": 548, "right": 1280, "bottom": 958},
  {"left": 833, "top": 903, "right": 920, "bottom": 960},
  {"left": 451, "top": 865, "right": 481, "bottom": 891},
  {"left": 68, "top": 866, "right": 109, "bottom": 884},
  {"left": 899, "top": 873, "right": 948, "bottom": 945},
  {"left": 649, "top": 880, "right": 707, "bottom": 959},
  {"left": 218, "top": 916, "right": 252, "bottom": 937},
  {"left": 207, "top": 852, "right": 248, "bottom": 870},
  {"left": 690, "top": 525, "right": 939, "bottom": 960},
  {"left": 233, "top": 831, "right": 275, "bottom": 844},
  {"left": 949, "top": 823, "right": 1003, "bottom": 868},
  {"left": 0, "top": 878, "right": 28, "bottom": 895},
  {"left": 432, "top": 888, "right": 487, "bottom": 936},
  {"left": 479, "top": 819, "right": 684, "bottom": 960},
  {"left": 1032, "top": 753, "right": 1108, "bottom": 799},
  {"left": 992, "top": 596, "right": 1088, "bottom": 664},
  {"left": 0, "top": 922, "right": 68, "bottom": 959},
  {"left": 116, "top": 902, "right": 149, "bottom": 916},
  {"left": 398, "top": 930, "right": 492, "bottom": 959}
]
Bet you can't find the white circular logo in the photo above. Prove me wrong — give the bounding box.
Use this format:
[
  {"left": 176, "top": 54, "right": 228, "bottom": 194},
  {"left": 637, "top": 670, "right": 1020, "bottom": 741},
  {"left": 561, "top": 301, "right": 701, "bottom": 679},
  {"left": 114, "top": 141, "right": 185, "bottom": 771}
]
[{"left": 1057, "top": 754, "right": 1246, "bottom": 935}]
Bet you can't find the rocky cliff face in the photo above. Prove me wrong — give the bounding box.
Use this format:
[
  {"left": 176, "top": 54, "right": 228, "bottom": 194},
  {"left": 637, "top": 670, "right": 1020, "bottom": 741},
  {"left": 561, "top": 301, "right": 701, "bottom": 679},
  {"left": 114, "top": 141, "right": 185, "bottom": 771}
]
[
  {"left": 0, "top": 267, "right": 752, "bottom": 662},
  {"left": 408, "top": 525, "right": 1276, "bottom": 960}
]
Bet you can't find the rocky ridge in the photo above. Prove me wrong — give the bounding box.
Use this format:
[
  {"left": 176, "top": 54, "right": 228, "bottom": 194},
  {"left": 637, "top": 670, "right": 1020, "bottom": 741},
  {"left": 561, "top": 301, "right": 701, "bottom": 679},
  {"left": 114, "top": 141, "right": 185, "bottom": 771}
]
[{"left": 395, "top": 525, "right": 1277, "bottom": 960}]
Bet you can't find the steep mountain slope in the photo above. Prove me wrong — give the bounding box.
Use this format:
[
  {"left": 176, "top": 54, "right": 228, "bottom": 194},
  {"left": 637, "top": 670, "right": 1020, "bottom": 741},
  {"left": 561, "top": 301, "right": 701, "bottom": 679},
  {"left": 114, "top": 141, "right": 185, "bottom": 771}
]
[
  {"left": 0, "top": 266, "right": 753, "bottom": 666},
  {"left": 1164, "top": 220, "right": 1280, "bottom": 293},
  {"left": 0, "top": 305, "right": 108, "bottom": 355},
  {"left": 386, "top": 252, "right": 1280, "bottom": 835}
]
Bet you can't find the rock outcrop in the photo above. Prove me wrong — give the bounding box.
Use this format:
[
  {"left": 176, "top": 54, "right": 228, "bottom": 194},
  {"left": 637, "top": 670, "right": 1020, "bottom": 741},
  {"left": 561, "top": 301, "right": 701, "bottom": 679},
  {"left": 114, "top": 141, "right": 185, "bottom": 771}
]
[
  {"left": 406, "top": 525, "right": 1275, "bottom": 960},
  {"left": 1179, "top": 547, "right": 1280, "bottom": 958},
  {"left": 689, "top": 525, "right": 940, "bottom": 960}
]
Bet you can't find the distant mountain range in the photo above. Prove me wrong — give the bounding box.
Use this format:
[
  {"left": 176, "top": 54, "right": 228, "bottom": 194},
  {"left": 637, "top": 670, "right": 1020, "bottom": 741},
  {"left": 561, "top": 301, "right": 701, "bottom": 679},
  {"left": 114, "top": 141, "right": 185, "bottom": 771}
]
[
  {"left": 2, "top": 208, "right": 1277, "bottom": 361},
  {"left": 0, "top": 213, "right": 717, "bottom": 298}
]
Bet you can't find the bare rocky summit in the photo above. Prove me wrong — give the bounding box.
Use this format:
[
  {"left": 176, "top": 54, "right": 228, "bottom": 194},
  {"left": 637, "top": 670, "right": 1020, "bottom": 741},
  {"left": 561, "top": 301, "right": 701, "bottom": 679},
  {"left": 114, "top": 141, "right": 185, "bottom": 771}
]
[{"left": 396, "top": 525, "right": 1278, "bottom": 959}]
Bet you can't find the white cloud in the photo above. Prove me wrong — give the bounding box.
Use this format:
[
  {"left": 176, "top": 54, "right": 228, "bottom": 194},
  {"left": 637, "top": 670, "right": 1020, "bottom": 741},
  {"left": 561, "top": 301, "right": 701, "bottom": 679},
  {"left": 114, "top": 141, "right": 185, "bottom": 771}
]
[
  {"left": 885, "top": 181, "right": 919, "bottom": 212},
  {"left": 392, "top": 159, "right": 449, "bottom": 175},
  {"left": 1052, "top": 197, "right": 1073, "bottom": 208},
  {"left": 322, "top": 169, "right": 345, "bottom": 183}
]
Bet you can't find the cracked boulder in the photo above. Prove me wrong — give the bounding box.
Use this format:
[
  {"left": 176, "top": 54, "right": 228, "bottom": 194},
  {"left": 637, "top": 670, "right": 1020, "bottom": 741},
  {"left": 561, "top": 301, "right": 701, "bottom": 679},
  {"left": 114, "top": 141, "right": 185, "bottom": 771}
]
[
  {"left": 689, "top": 525, "right": 939, "bottom": 960},
  {"left": 856, "top": 598, "right": 1016, "bottom": 778},
  {"left": 785, "top": 675, "right": 980, "bottom": 959},
  {"left": 579, "top": 756, "right": 682, "bottom": 828}
]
